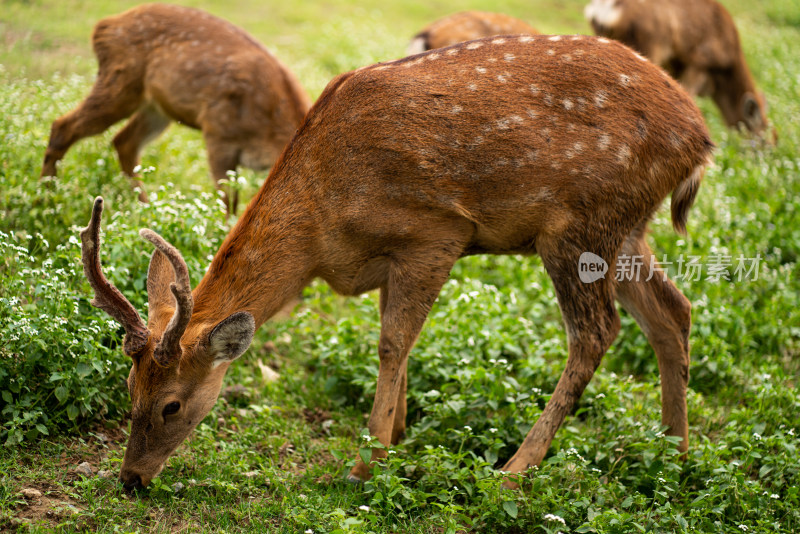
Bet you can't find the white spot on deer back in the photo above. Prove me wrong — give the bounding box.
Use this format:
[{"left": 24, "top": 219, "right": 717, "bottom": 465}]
[
  {"left": 447, "top": 48, "right": 459, "bottom": 56},
  {"left": 617, "top": 144, "right": 632, "bottom": 166},
  {"left": 563, "top": 98, "right": 574, "bottom": 110},
  {"left": 491, "top": 38, "right": 506, "bottom": 44},
  {"left": 428, "top": 53, "right": 440, "bottom": 61},
  {"left": 548, "top": 35, "right": 562, "bottom": 41},
  {"left": 598, "top": 133, "right": 611, "bottom": 150},
  {"left": 595, "top": 90, "right": 608, "bottom": 108},
  {"left": 504, "top": 53, "right": 515, "bottom": 61},
  {"left": 526, "top": 109, "right": 538, "bottom": 119},
  {"left": 597, "top": 37, "right": 611, "bottom": 44},
  {"left": 619, "top": 74, "right": 631, "bottom": 86},
  {"left": 547, "top": 49, "right": 556, "bottom": 56},
  {"left": 468, "top": 83, "right": 478, "bottom": 91},
  {"left": 530, "top": 84, "right": 540, "bottom": 95},
  {"left": 466, "top": 42, "right": 483, "bottom": 50},
  {"left": 476, "top": 66, "right": 487, "bottom": 74},
  {"left": 497, "top": 74, "right": 508, "bottom": 83},
  {"left": 561, "top": 54, "right": 573, "bottom": 61},
  {"left": 452, "top": 105, "right": 463, "bottom": 113},
  {"left": 488, "top": 57, "right": 498, "bottom": 63},
  {"left": 519, "top": 35, "right": 534, "bottom": 43}
]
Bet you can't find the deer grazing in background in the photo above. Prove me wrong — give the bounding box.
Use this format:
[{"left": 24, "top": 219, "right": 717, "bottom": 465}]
[
  {"left": 41, "top": 3, "right": 311, "bottom": 215},
  {"left": 407, "top": 11, "right": 538, "bottom": 55},
  {"left": 80, "top": 34, "right": 713, "bottom": 491},
  {"left": 585, "top": 0, "right": 774, "bottom": 141}
]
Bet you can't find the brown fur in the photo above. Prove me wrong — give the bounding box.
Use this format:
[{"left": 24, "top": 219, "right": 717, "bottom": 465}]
[
  {"left": 83, "top": 35, "right": 713, "bottom": 490},
  {"left": 585, "top": 0, "right": 772, "bottom": 139},
  {"left": 41, "top": 3, "right": 312, "bottom": 214},
  {"left": 408, "top": 11, "right": 538, "bottom": 54}
]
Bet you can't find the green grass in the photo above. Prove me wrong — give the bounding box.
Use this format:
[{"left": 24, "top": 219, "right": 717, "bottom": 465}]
[{"left": 1, "top": 0, "right": 800, "bottom": 532}]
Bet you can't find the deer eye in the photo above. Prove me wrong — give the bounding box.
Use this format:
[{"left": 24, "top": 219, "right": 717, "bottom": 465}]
[{"left": 163, "top": 402, "right": 181, "bottom": 417}]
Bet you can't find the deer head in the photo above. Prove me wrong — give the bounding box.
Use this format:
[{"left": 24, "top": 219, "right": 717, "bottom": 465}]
[{"left": 80, "top": 197, "right": 255, "bottom": 490}]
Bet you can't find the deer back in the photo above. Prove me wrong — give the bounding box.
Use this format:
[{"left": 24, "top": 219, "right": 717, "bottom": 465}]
[{"left": 275, "top": 35, "right": 711, "bottom": 270}]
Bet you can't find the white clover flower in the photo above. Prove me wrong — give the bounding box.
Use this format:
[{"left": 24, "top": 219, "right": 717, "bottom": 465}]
[
  {"left": 358, "top": 505, "right": 370, "bottom": 512},
  {"left": 543, "top": 513, "right": 566, "bottom": 525}
]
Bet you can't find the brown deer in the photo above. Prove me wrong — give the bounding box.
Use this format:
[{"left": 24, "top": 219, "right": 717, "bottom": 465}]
[
  {"left": 407, "top": 11, "right": 538, "bottom": 55},
  {"left": 79, "top": 35, "right": 713, "bottom": 491},
  {"left": 585, "top": 0, "right": 773, "bottom": 140},
  {"left": 41, "top": 3, "right": 311, "bottom": 214}
]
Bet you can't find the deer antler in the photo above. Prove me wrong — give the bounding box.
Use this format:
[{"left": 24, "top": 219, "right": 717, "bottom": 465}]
[
  {"left": 139, "top": 229, "right": 194, "bottom": 367},
  {"left": 80, "top": 197, "right": 150, "bottom": 356}
]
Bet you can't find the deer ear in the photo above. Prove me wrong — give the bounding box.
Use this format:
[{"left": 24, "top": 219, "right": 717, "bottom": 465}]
[
  {"left": 742, "top": 93, "right": 763, "bottom": 128},
  {"left": 207, "top": 312, "right": 256, "bottom": 365},
  {"left": 147, "top": 249, "right": 175, "bottom": 316}
]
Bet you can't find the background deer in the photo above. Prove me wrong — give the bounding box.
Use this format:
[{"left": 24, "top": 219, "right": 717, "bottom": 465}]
[
  {"left": 41, "top": 3, "right": 311, "bottom": 214},
  {"left": 80, "top": 35, "right": 713, "bottom": 491},
  {"left": 585, "top": 0, "right": 773, "bottom": 140},
  {"left": 407, "top": 11, "right": 538, "bottom": 55}
]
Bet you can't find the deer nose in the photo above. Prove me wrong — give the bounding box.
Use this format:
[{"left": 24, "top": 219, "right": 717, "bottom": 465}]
[{"left": 120, "top": 471, "right": 144, "bottom": 492}]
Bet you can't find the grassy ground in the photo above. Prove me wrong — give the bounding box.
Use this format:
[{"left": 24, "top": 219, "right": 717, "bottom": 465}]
[{"left": 1, "top": 0, "right": 799, "bottom": 532}]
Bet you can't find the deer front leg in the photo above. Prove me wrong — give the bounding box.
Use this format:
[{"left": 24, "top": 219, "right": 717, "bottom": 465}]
[
  {"left": 113, "top": 104, "right": 171, "bottom": 203},
  {"left": 377, "top": 285, "right": 409, "bottom": 446},
  {"left": 204, "top": 135, "right": 241, "bottom": 217},
  {"left": 346, "top": 237, "right": 466, "bottom": 483}
]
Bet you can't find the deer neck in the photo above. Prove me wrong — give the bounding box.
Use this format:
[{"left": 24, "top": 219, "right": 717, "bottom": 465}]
[{"left": 189, "top": 168, "right": 318, "bottom": 332}]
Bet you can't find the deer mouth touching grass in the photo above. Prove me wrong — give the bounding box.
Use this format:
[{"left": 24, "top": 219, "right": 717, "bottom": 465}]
[{"left": 79, "top": 34, "right": 713, "bottom": 491}]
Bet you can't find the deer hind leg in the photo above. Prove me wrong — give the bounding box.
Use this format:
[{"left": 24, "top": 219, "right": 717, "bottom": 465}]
[
  {"left": 203, "top": 136, "right": 241, "bottom": 216},
  {"left": 347, "top": 231, "right": 470, "bottom": 483},
  {"left": 501, "top": 240, "right": 621, "bottom": 487},
  {"left": 112, "top": 104, "right": 171, "bottom": 203},
  {"left": 41, "top": 71, "right": 143, "bottom": 178},
  {"left": 615, "top": 227, "right": 691, "bottom": 455}
]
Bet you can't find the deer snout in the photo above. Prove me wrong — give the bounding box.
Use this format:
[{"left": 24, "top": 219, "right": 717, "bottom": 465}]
[{"left": 120, "top": 469, "right": 145, "bottom": 492}]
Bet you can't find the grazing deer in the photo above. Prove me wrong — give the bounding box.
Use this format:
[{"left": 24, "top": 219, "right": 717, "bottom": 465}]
[
  {"left": 585, "top": 0, "right": 773, "bottom": 140},
  {"left": 407, "top": 11, "right": 538, "bottom": 55},
  {"left": 80, "top": 35, "right": 713, "bottom": 491},
  {"left": 41, "top": 3, "right": 311, "bottom": 214}
]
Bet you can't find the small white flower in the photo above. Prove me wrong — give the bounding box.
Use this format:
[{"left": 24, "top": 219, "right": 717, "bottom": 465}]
[
  {"left": 489, "top": 428, "right": 498, "bottom": 433},
  {"left": 738, "top": 525, "right": 748, "bottom": 531},
  {"left": 358, "top": 505, "right": 370, "bottom": 512},
  {"left": 753, "top": 433, "right": 762, "bottom": 441},
  {"left": 305, "top": 530, "right": 314, "bottom": 534},
  {"left": 464, "top": 425, "right": 472, "bottom": 432},
  {"left": 771, "top": 494, "right": 780, "bottom": 499},
  {"left": 544, "top": 513, "right": 566, "bottom": 525}
]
